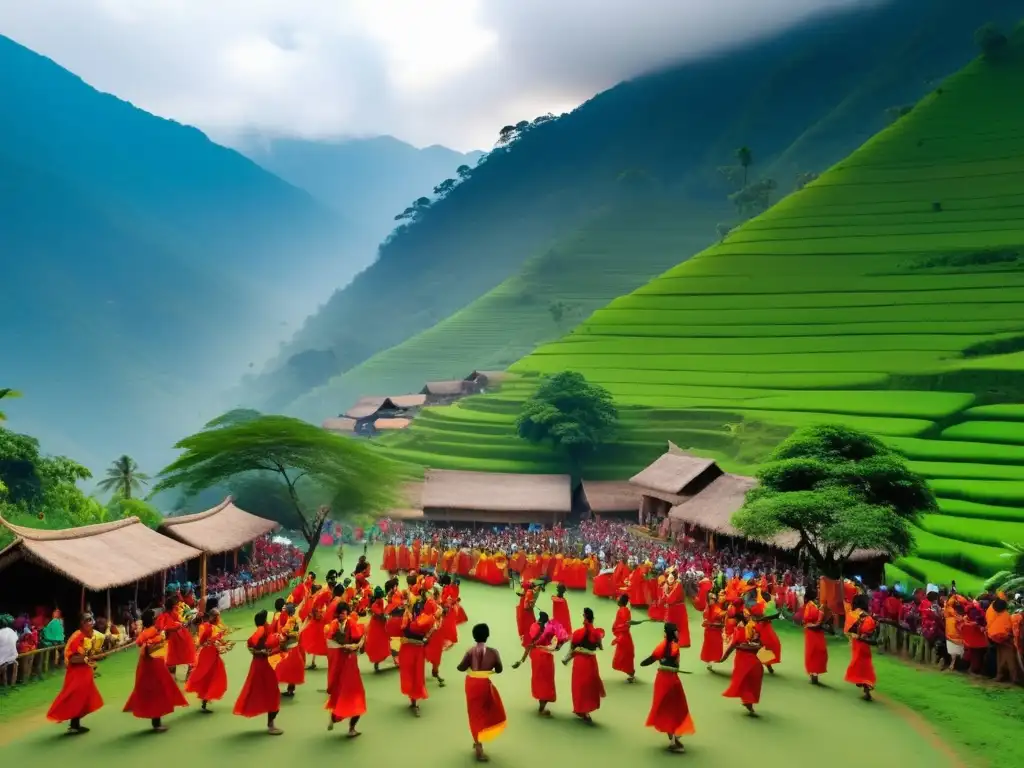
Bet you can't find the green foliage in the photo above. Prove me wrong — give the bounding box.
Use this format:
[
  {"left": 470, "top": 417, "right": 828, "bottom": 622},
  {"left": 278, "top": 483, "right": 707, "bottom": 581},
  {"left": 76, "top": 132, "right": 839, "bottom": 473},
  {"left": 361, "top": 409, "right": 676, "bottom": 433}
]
[
  {"left": 96, "top": 455, "right": 150, "bottom": 500},
  {"left": 975, "top": 23, "right": 1009, "bottom": 61},
  {"left": 905, "top": 248, "right": 1020, "bottom": 271},
  {"left": 983, "top": 542, "right": 1024, "bottom": 595},
  {"left": 110, "top": 497, "right": 164, "bottom": 528},
  {"left": 0, "top": 387, "right": 20, "bottom": 421},
  {"left": 733, "top": 424, "right": 936, "bottom": 576},
  {"left": 516, "top": 372, "right": 617, "bottom": 479}
]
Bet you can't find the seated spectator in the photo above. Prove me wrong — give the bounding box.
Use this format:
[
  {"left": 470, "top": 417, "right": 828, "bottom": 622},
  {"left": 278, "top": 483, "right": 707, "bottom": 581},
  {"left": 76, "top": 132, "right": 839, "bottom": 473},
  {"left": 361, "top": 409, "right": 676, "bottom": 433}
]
[
  {"left": 41, "top": 609, "right": 65, "bottom": 648},
  {"left": 0, "top": 614, "right": 18, "bottom": 686}
]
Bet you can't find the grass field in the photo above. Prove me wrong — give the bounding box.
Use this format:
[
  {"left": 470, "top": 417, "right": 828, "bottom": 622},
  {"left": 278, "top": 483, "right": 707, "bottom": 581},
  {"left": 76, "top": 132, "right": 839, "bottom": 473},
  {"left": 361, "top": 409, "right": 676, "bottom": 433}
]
[
  {"left": 379, "top": 39, "right": 1024, "bottom": 588},
  {"left": 2, "top": 547, "right": 1021, "bottom": 767}
]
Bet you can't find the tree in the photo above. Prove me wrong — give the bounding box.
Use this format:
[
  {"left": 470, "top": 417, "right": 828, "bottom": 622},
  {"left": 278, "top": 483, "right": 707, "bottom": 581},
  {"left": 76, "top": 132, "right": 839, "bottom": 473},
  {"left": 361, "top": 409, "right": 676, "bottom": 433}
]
[
  {"left": 794, "top": 171, "right": 819, "bottom": 191},
  {"left": 984, "top": 543, "right": 1024, "bottom": 595},
  {"left": 516, "top": 372, "right": 617, "bottom": 482},
  {"left": 155, "top": 414, "right": 400, "bottom": 567},
  {"left": 456, "top": 164, "right": 472, "bottom": 181},
  {"left": 731, "top": 424, "right": 935, "bottom": 578},
  {"left": 735, "top": 146, "right": 753, "bottom": 186},
  {"left": 975, "top": 23, "right": 1008, "bottom": 61},
  {"left": 885, "top": 105, "right": 913, "bottom": 124},
  {"left": 0, "top": 388, "right": 20, "bottom": 421},
  {"left": 394, "top": 196, "right": 433, "bottom": 223},
  {"left": 729, "top": 178, "right": 777, "bottom": 216},
  {"left": 715, "top": 222, "right": 735, "bottom": 241},
  {"left": 97, "top": 455, "right": 150, "bottom": 500},
  {"left": 548, "top": 300, "right": 576, "bottom": 326},
  {"left": 433, "top": 178, "right": 457, "bottom": 199},
  {"left": 110, "top": 497, "right": 164, "bottom": 529}
]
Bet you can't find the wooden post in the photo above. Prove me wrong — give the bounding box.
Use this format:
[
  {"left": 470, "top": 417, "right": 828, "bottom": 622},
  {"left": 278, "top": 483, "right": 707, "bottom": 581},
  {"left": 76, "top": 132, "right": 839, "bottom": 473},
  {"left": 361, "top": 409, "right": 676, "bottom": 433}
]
[
  {"left": 199, "top": 553, "right": 208, "bottom": 613},
  {"left": 233, "top": 549, "right": 238, "bottom": 570},
  {"left": 106, "top": 589, "right": 112, "bottom": 623},
  {"left": 80, "top": 585, "right": 86, "bottom": 615}
]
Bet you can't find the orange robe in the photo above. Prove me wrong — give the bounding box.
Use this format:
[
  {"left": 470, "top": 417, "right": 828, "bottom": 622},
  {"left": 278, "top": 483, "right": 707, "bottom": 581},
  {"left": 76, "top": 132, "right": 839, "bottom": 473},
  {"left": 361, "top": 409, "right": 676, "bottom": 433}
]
[
  {"left": 611, "top": 605, "right": 636, "bottom": 676},
  {"left": 844, "top": 611, "right": 876, "bottom": 689},
  {"left": 185, "top": 621, "right": 228, "bottom": 702},
  {"left": 47, "top": 630, "right": 103, "bottom": 723},
  {"left": 722, "top": 624, "right": 763, "bottom": 705},
  {"left": 123, "top": 627, "right": 189, "bottom": 719},
  {"left": 570, "top": 623, "right": 606, "bottom": 715},
  {"left": 325, "top": 616, "right": 366, "bottom": 720},
  {"left": 802, "top": 601, "right": 828, "bottom": 676},
  {"left": 645, "top": 640, "right": 695, "bottom": 736},
  {"left": 233, "top": 625, "right": 282, "bottom": 717}
]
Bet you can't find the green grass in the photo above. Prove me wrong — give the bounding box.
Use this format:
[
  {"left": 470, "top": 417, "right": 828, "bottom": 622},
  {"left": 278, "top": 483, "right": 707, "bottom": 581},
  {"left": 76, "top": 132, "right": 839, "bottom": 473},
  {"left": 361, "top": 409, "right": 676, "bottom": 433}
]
[
  {"left": 379, "top": 43, "right": 1024, "bottom": 587},
  {"left": 4, "top": 546, "right": 1021, "bottom": 767}
]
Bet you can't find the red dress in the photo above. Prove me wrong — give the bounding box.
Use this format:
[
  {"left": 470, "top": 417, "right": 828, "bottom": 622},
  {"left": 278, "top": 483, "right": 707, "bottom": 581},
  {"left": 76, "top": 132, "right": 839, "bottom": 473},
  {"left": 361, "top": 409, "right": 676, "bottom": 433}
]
[
  {"left": 365, "top": 600, "right": 393, "bottom": 665},
  {"left": 664, "top": 582, "right": 691, "bottom": 647},
  {"left": 645, "top": 640, "right": 695, "bottom": 736},
  {"left": 326, "top": 617, "right": 367, "bottom": 720},
  {"left": 300, "top": 590, "right": 331, "bottom": 657},
  {"left": 611, "top": 606, "right": 636, "bottom": 676},
  {"left": 47, "top": 630, "right": 104, "bottom": 723},
  {"left": 123, "top": 627, "right": 189, "bottom": 719},
  {"left": 844, "top": 612, "right": 877, "bottom": 689},
  {"left": 757, "top": 619, "right": 782, "bottom": 665},
  {"left": 551, "top": 596, "right": 572, "bottom": 634},
  {"left": 233, "top": 626, "right": 282, "bottom": 717},
  {"left": 802, "top": 602, "right": 829, "bottom": 676},
  {"left": 465, "top": 671, "right": 507, "bottom": 743},
  {"left": 570, "top": 624, "right": 606, "bottom": 715},
  {"left": 185, "top": 622, "right": 228, "bottom": 702},
  {"left": 722, "top": 625, "right": 764, "bottom": 705},
  {"left": 273, "top": 615, "right": 306, "bottom": 686},
  {"left": 155, "top": 609, "right": 197, "bottom": 668},
  {"left": 700, "top": 604, "right": 725, "bottom": 664},
  {"left": 525, "top": 623, "right": 557, "bottom": 702},
  {"left": 516, "top": 588, "right": 536, "bottom": 643},
  {"left": 399, "top": 613, "right": 432, "bottom": 701}
]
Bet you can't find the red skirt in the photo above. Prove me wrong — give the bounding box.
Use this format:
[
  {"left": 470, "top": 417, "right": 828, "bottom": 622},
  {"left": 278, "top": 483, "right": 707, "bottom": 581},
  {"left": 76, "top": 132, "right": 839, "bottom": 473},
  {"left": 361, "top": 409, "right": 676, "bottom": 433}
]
[
  {"left": 425, "top": 629, "right": 445, "bottom": 667},
  {"left": 454, "top": 602, "right": 469, "bottom": 624},
  {"left": 666, "top": 602, "right": 691, "bottom": 647},
  {"left": 530, "top": 648, "right": 556, "bottom": 702},
  {"left": 758, "top": 622, "right": 782, "bottom": 665},
  {"left": 646, "top": 669, "right": 695, "bottom": 736},
  {"left": 465, "top": 675, "right": 507, "bottom": 743},
  {"left": 516, "top": 606, "right": 535, "bottom": 643},
  {"left": 300, "top": 618, "right": 329, "bottom": 656},
  {"left": 233, "top": 656, "right": 282, "bottom": 717},
  {"left": 722, "top": 650, "right": 763, "bottom": 705},
  {"left": 804, "top": 629, "right": 828, "bottom": 676},
  {"left": 700, "top": 627, "right": 724, "bottom": 663},
  {"left": 611, "top": 632, "right": 635, "bottom": 676},
  {"left": 326, "top": 651, "right": 366, "bottom": 720},
  {"left": 326, "top": 648, "right": 342, "bottom": 695},
  {"left": 47, "top": 664, "right": 103, "bottom": 723},
  {"left": 571, "top": 653, "right": 605, "bottom": 715},
  {"left": 165, "top": 627, "right": 197, "bottom": 668},
  {"left": 275, "top": 646, "right": 306, "bottom": 686},
  {"left": 365, "top": 619, "right": 393, "bottom": 664},
  {"left": 551, "top": 600, "right": 572, "bottom": 634},
  {"left": 844, "top": 640, "right": 876, "bottom": 689},
  {"left": 123, "top": 654, "right": 189, "bottom": 719},
  {"left": 593, "top": 572, "right": 616, "bottom": 598},
  {"left": 399, "top": 641, "right": 429, "bottom": 700},
  {"left": 440, "top": 610, "right": 459, "bottom": 646},
  {"left": 185, "top": 645, "right": 228, "bottom": 702}
]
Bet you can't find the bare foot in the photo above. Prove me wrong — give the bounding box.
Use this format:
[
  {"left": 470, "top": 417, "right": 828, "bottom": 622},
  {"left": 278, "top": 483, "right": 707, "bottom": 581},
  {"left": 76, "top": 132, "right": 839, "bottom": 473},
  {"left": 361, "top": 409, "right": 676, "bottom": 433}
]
[{"left": 267, "top": 727, "right": 284, "bottom": 736}]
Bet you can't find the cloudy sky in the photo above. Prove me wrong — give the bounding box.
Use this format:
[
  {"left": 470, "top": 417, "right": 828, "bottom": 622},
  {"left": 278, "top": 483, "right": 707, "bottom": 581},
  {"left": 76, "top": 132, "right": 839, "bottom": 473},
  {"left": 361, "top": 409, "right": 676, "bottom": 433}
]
[{"left": 1, "top": 0, "right": 875, "bottom": 150}]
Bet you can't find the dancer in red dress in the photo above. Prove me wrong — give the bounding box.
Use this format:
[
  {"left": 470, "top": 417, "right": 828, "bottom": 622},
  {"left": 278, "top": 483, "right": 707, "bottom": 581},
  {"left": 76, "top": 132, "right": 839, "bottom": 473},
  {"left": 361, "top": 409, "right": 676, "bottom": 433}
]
[
  {"left": 123, "top": 609, "right": 189, "bottom": 731},
  {"left": 550, "top": 583, "right": 573, "bottom": 634},
  {"left": 365, "top": 586, "right": 397, "bottom": 671},
  {"left": 233, "top": 609, "right": 283, "bottom": 735},
  {"left": 399, "top": 596, "right": 435, "bottom": 716},
  {"left": 458, "top": 623, "right": 507, "bottom": 763},
  {"left": 185, "top": 601, "right": 230, "bottom": 712},
  {"left": 640, "top": 622, "right": 694, "bottom": 753},
  {"left": 511, "top": 611, "right": 568, "bottom": 717},
  {"left": 563, "top": 607, "right": 606, "bottom": 723},
  {"left": 47, "top": 612, "right": 103, "bottom": 734},
  {"left": 300, "top": 580, "right": 331, "bottom": 671},
  {"left": 155, "top": 594, "right": 197, "bottom": 680},
  {"left": 700, "top": 594, "right": 726, "bottom": 671},
  {"left": 844, "top": 593, "right": 878, "bottom": 700},
  {"left": 326, "top": 610, "right": 366, "bottom": 737},
  {"left": 611, "top": 593, "right": 641, "bottom": 683},
  {"left": 423, "top": 593, "right": 449, "bottom": 689},
  {"left": 801, "top": 584, "right": 829, "bottom": 684},
  {"left": 515, "top": 580, "right": 537, "bottom": 645},
  {"left": 721, "top": 610, "right": 764, "bottom": 717},
  {"left": 273, "top": 601, "right": 306, "bottom": 697},
  {"left": 663, "top": 570, "right": 690, "bottom": 648}
]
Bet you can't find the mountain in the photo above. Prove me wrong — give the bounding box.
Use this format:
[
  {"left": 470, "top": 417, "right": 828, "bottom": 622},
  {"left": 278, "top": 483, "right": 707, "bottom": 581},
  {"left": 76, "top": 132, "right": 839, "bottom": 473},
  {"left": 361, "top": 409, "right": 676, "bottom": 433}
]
[
  {"left": 239, "top": 135, "right": 482, "bottom": 247},
  {"left": 385, "top": 26, "right": 1024, "bottom": 591},
  {"left": 0, "top": 34, "right": 370, "bottom": 473},
  {"left": 246, "top": 0, "right": 1024, "bottom": 417}
]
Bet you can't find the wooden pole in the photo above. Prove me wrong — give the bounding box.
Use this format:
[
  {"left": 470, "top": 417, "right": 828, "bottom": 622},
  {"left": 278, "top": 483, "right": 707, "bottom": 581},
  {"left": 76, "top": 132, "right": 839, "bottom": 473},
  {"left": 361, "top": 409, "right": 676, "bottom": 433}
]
[
  {"left": 233, "top": 549, "right": 238, "bottom": 571},
  {"left": 80, "top": 585, "right": 86, "bottom": 615},
  {"left": 199, "top": 553, "right": 208, "bottom": 612},
  {"left": 106, "top": 589, "right": 112, "bottom": 623}
]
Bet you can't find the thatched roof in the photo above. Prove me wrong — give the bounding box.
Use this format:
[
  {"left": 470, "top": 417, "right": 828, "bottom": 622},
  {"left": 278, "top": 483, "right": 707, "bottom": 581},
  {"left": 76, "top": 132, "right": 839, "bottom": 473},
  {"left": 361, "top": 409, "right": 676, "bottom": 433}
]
[
  {"left": 422, "top": 380, "right": 467, "bottom": 396},
  {"left": 159, "top": 497, "right": 279, "bottom": 554},
  {"left": 466, "top": 370, "right": 510, "bottom": 385},
  {"left": 345, "top": 396, "right": 388, "bottom": 419},
  {"left": 387, "top": 508, "right": 425, "bottom": 520},
  {"left": 375, "top": 418, "right": 411, "bottom": 430},
  {"left": 389, "top": 394, "right": 427, "bottom": 409},
  {"left": 582, "top": 480, "right": 643, "bottom": 514},
  {"left": 322, "top": 417, "right": 356, "bottom": 432},
  {"left": 0, "top": 516, "right": 201, "bottom": 591},
  {"left": 422, "top": 469, "right": 571, "bottom": 513},
  {"left": 630, "top": 446, "right": 720, "bottom": 498}
]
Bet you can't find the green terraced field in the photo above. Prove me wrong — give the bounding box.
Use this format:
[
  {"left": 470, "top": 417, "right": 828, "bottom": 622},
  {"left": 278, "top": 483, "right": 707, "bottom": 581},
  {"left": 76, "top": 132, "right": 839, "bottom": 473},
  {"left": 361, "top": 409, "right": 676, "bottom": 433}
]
[{"left": 380, "top": 38, "right": 1024, "bottom": 588}]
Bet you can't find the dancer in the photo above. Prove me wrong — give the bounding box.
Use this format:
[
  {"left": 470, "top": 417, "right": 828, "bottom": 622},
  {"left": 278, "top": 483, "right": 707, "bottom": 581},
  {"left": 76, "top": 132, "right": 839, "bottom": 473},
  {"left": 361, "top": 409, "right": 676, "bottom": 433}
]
[
  {"left": 458, "top": 623, "right": 507, "bottom": 763},
  {"left": 515, "top": 580, "right": 537, "bottom": 644},
  {"left": 233, "top": 609, "right": 283, "bottom": 735},
  {"left": 751, "top": 601, "right": 782, "bottom": 675},
  {"left": 721, "top": 609, "right": 764, "bottom": 716},
  {"left": 299, "top": 581, "right": 330, "bottom": 670},
  {"left": 801, "top": 585, "right": 829, "bottom": 684},
  {"left": 156, "top": 594, "right": 197, "bottom": 680},
  {"left": 844, "top": 593, "right": 878, "bottom": 700},
  {"left": 324, "top": 585, "right": 347, "bottom": 695},
  {"left": 326, "top": 608, "right": 366, "bottom": 738},
  {"left": 551, "top": 583, "right": 573, "bottom": 634},
  {"left": 274, "top": 602, "right": 305, "bottom": 697},
  {"left": 700, "top": 594, "right": 726, "bottom": 671},
  {"left": 47, "top": 612, "right": 103, "bottom": 734},
  {"left": 611, "top": 593, "right": 642, "bottom": 683},
  {"left": 399, "top": 596, "right": 434, "bottom": 716},
  {"left": 366, "top": 586, "right": 397, "bottom": 671},
  {"left": 640, "top": 622, "right": 694, "bottom": 753},
  {"left": 663, "top": 570, "right": 690, "bottom": 647},
  {"left": 185, "top": 601, "right": 230, "bottom": 712},
  {"left": 511, "top": 611, "right": 567, "bottom": 717},
  {"left": 424, "top": 594, "right": 448, "bottom": 688},
  {"left": 123, "top": 609, "right": 189, "bottom": 732},
  {"left": 562, "top": 607, "right": 606, "bottom": 723}
]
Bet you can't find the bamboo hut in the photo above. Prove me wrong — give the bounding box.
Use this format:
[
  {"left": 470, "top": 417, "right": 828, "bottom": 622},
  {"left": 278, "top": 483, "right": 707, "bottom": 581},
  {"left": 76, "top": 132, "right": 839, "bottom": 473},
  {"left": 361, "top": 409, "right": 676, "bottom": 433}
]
[{"left": 421, "top": 469, "right": 572, "bottom": 525}]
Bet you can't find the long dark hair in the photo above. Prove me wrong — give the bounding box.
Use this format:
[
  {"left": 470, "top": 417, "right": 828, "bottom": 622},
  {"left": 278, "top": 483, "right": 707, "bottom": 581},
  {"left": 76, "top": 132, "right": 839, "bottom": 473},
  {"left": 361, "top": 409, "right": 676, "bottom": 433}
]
[{"left": 663, "top": 622, "right": 678, "bottom": 663}]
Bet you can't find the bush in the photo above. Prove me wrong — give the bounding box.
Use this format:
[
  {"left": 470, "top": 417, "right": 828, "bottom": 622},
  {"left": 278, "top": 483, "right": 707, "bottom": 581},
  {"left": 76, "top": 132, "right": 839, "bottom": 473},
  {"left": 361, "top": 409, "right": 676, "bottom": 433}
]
[{"left": 975, "top": 23, "right": 1009, "bottom": 61}]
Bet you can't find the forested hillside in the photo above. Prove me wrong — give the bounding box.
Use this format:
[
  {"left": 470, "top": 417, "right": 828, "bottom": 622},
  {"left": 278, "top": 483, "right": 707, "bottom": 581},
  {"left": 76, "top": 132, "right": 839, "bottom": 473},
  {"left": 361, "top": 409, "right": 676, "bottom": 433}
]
[{"left": 247, "top": 0, "right": 1021, "bottom": 416}]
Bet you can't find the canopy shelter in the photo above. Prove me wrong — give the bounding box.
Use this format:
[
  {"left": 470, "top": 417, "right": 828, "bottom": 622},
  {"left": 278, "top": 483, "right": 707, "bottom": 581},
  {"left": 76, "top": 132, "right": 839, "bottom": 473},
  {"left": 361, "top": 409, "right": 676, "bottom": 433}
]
[
  {"left": 158, "top": 497, "right": 279, "bottom": 609},
  {"left": 0, "top": 515, "right": 200, "bottom": 623},
  {"left": 580, "top": 480, "right": 644, "bottom": 518},
  {"left": 629, "top": 442, "right": 723, "bottom": 524},
  {"left": 421, "top": 469, "right": 572, "bottom": 525}
]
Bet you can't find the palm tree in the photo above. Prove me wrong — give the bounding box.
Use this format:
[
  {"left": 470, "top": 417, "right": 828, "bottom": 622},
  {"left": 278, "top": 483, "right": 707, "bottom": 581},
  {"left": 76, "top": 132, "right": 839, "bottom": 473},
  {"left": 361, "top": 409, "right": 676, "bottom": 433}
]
[
  {"left": 97, "top": 455, "right": 151, "bottom": 500},
  {"left": 984, "top": 543, "right": 1024, "bottom": 595},
  {"left": 0, "top": 388, "right": 21, "bottom": 421},
  {"left": 735, "top": 146, "right": 753, "bottom": 186}
]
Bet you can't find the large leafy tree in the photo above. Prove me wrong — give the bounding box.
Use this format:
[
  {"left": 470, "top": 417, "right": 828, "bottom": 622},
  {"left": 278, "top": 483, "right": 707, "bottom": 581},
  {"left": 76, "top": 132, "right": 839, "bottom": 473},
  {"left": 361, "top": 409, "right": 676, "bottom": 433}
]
[
  {"left": 155, "top": 414, "right": 400, "bottom": 566},
  {"left": 731, "top": 424, "right": 935, "bottom": 577},
  {"left": 516, "top": 371, "right": 618, "bottom": 482},
  {"left": 97, "top": 455, "right": 150, "bottom": 500}
]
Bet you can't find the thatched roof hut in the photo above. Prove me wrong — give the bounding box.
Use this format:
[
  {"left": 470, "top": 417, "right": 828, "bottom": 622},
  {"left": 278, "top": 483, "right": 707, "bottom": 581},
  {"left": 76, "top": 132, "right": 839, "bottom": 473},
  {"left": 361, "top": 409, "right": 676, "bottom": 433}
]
[
  {"left": 421, "top": 469, "right": 571, "bottom": 524},
  {"left": 0, "top": 516, "right": 201, "bottom": 591},
  {"left": 374, "top": 418, "right": 411, "bottom": 431},
  {"left": 629, "top": 447, "right": 722, "bottom": 504},
  {"left": 322, "top": 417, "right": 357, "bottom": 433},
  {"left": 580, "top": 480, "right": 644, "bottom": 517},
  {"left": 158, "top": 497, "right": 279, "bottom": 555}
]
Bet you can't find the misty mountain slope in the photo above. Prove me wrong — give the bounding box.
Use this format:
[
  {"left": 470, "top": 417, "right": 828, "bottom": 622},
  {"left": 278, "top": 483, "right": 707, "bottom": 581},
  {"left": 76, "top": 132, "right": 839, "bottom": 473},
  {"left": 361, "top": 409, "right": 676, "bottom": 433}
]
[
  {"left": 0, "top": 34, "right": 368, "bottom": 473},
  {"left": 241, "top": 135, "right": 482, "bottom": 247},
  {"left": 247, "top": 0, "right": 1021, "bottom": 417}
]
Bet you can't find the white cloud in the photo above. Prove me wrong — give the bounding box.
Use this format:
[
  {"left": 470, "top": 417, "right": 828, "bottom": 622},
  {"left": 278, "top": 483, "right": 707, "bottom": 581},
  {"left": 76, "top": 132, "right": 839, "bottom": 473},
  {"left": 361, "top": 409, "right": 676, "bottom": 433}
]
[{"left": 0, "top": 0, "right": 876, "bottom": 150}]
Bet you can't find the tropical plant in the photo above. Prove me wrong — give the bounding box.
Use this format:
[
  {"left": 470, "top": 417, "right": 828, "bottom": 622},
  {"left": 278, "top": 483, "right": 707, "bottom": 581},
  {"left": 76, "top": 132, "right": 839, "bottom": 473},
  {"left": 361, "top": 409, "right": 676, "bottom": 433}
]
[
  {"left": 97, "top": 455, "right": 150, "bottom": 500},
  {"left": 0, "top": 388, "right": 21, "bottom": 421},
  {"left": 735, "top": 146, "right": 753, "bottom": 186},
  {"left": 983, "top": 543, "right": 1024, "bottom": 595}
]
